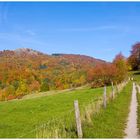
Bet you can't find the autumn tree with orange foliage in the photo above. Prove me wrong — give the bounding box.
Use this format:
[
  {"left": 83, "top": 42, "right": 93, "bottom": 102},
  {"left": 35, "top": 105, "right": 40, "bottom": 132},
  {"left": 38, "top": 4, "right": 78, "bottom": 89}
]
[
  {"left": 113, "top": 52, "right": 128, "bottom": 82},
  {"left": 89, "top": 63, "right": 117, "bottom": 88},
  {"left": 128, "top": 42, "right": 140, "bottom": 70}
]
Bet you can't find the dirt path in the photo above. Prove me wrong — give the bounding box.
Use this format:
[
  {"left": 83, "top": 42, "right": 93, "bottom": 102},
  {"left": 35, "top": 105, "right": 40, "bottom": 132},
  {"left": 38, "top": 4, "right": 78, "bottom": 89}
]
[{"left": 124, "top": 82, "right": 139, "bottom": 138}]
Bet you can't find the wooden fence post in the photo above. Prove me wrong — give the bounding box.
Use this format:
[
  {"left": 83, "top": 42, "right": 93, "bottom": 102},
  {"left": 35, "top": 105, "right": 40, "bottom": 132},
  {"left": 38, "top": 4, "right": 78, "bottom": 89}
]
[
  {"left": 139, "top": 85, "right": 140, "bottom": 94},
  {"left": 103, "top": 86, "right": 106, "bottom": 108},
  {"left": 74, "top": 100, "right": 83, "bottom": 138},
  {"left": 111, "top": 82, "right": 114, "bottom": 100},
  {"left": 115, "top": 82, "right": 119, "bottom": 94},
  {"left": 137, "top": 85, "right": 140, "bottom": 94}
]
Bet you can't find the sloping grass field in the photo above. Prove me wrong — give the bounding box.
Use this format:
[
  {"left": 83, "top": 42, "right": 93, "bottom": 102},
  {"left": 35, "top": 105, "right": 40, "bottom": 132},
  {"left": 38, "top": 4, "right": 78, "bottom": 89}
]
[
  {"left": 0, "top": 86, "right": 112, "bottom": 138},
  {"left": 0, "top": 81, "right": 132, "bottom": 138}
]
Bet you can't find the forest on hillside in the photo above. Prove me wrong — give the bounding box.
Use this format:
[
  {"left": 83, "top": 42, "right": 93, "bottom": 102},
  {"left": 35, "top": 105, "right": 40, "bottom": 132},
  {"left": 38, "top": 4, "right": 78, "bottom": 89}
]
[{"left": 0, "top": 44, "right": 135, "bottom": 101}]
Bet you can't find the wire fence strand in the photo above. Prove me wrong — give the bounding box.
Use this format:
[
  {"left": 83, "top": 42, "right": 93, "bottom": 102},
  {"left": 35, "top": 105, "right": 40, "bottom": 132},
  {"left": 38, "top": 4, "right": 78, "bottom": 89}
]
[{"left": 19, "top": 80, "right": 128, "bottom": 138}]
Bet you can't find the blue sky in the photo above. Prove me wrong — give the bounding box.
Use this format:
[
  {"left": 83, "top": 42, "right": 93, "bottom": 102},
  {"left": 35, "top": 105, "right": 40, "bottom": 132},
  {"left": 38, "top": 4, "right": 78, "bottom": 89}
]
[{"left": 0, "top": 2, "right": 140, "bottom": 61}]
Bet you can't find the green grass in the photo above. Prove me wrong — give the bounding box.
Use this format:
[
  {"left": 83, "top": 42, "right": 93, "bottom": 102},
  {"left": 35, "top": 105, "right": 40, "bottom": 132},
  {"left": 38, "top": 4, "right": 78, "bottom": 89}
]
[
  {"left": 0, "top": 81, "right": 130, "bottom": 138},
  {"left": 0, "top": 86, "right": 112, "bottom": 138},
  {"left": 82, "top": 82, "right": 132, "bottom": 138},
  {"left": 132, "top": 70, "right": 140, "bottom": 136},
  {"left": 131, "top": 71, "right": 140, "bottom": 82}
]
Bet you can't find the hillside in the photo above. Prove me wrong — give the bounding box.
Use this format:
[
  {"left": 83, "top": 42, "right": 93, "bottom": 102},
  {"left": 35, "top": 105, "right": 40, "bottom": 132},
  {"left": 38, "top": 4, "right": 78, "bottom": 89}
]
[{"left": 0, "top": 48, "right": 109, "bottom": 101}]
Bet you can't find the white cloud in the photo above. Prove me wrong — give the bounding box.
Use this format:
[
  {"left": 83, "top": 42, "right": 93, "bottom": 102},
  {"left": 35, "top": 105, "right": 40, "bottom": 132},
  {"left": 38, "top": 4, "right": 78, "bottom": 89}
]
[
  {"left": 57, "top": 25, "right": 118, "bottom": 32},
  {"left": 0, "top": 3, "right": 9, "bottom": 24},
  {"left": 25, "top": 30, "right": 36, "bottom": 36},
  {"left": 0, "top": 32, "right": 47, "bottom": 47}
]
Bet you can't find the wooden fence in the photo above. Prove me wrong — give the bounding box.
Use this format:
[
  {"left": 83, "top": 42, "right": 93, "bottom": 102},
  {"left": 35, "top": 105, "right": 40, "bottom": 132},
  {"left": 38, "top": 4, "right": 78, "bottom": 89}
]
[{"left": 74, "top": 80, "right": 128, "bottom": 138}]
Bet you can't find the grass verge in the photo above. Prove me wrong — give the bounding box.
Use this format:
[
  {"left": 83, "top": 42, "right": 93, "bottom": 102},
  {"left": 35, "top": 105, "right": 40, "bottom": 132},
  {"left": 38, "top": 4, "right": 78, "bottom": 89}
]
[
  {"left": 137, "top": 88, "right": 140, "bottom": 135},
  {"left": 130, "top": 71, "right": 140, "bottom": 136},
  {"left": 82, "top": 82, "right": 132, "bottom": 138}
]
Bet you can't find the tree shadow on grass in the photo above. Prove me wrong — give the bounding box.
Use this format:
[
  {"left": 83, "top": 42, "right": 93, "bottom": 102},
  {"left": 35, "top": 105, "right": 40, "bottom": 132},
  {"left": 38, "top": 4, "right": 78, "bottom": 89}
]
[{"left": 133, "top": 71, "right": 140, "bottom": 75}]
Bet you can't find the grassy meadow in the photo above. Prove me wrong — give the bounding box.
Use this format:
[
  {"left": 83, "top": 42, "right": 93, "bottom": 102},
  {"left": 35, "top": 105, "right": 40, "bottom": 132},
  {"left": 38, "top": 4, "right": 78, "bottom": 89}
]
[
  {"left": 0, "top": 85, "right": 112, "bottom": 138},
  {"left": 0, "top": 80, "right": 131, "bottom": 138}
]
